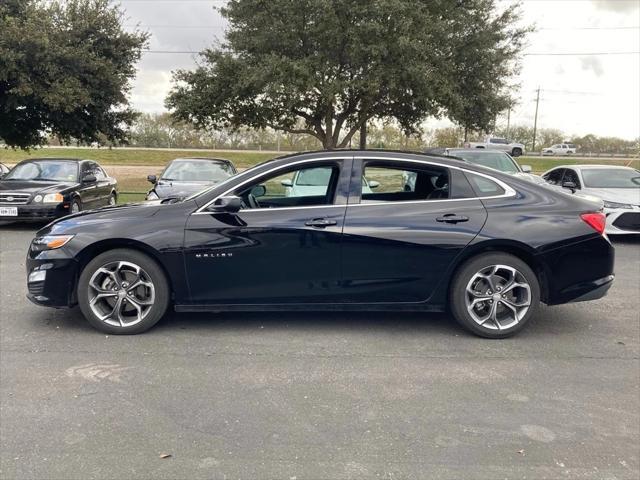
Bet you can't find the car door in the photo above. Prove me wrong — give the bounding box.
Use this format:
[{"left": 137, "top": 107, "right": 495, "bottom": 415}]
[
  {"left": 92, "top": 164, "right": 113, "bottom": 205},
  {"left": 183, "top": 158, "right": 352, "bottom": 305},
  {"left": 340, "top": 158, "right": 488, "bottom": 303},
  {"left": 77, "top": 162, "right": 100, "bottom": 209}
]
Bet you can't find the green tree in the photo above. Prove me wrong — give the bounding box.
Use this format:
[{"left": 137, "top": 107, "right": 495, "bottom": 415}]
[
  {"left": 0, "top": 0, "right": 148, "bottom": 149},
  {"left": 167, "top": 0, "right": 530, "bottom": 150}
]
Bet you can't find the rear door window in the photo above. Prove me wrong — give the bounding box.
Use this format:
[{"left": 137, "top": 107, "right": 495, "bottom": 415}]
[{"left": 359, "top": 162, "right": 450, "bottom": 203}]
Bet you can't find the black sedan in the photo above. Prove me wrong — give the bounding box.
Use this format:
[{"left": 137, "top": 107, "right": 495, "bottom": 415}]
[
  {"left": 25, "top": 151, "right": 614, "bottom": 338},
  {"left": 146, "top": 157, "right": 237, "bottom": 201},
  {"left": 0, "top": 158, "right": 118, "bottom": 222}
]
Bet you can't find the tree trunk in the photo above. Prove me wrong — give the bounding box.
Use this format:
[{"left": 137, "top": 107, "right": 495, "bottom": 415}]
[{"left": 359, "top": 123, "right": 367, "bottom": 150}]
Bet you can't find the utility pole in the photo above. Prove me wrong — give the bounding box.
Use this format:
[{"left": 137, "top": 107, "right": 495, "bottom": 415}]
[
  {"left": 532, "top": 87, "right": 540, "bottom": 152},
  {"left": 506, "top": 106, "right": 511, "bottom": 139}
]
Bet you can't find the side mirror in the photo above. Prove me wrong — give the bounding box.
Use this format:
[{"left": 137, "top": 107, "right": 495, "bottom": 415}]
[
  {"left": 147, "top": 174, "right": 157, "bottom": 184},
  {"left": 521, "top": 165, "right": 532, "bottom": 173},
  {"left": 82, "top": 174, "right": 97, "bottom": 184},
  {"left": 280, "top": 179, "right": 293, "bottom": 187},
  {"left": 562, "top": 181, "right": 577, "bottom": 193},
  {"left": 368, "top": 180, "right": 380, "bottom": 189},
  {"left": 208, "top": 195, "right": 242, "bottom": 213}
]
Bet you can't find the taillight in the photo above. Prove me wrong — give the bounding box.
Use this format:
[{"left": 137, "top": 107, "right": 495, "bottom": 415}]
[{"left": 580, "top": 212, "right": 606, "bottom": 235}]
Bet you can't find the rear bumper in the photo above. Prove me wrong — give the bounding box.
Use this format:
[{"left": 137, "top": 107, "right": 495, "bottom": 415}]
[
  {"left": 541, "top": 234, "right": 615, "bottom": 305},
  {"left": 0, "top": 203, "right": 68, "bottom": 222}
]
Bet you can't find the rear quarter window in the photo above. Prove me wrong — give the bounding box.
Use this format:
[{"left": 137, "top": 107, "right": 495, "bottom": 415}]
[{"left": 465, "top": 172, "right": 506, "bottom": 197}]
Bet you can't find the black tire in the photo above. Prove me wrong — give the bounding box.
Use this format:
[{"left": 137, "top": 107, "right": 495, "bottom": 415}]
[
  {"left": 449, "top": 252, "right": 540, "bottom": 339},
  {"left": 70, "top": 198, "right": 82, "bottom": 214},
  {"left": 77, "top": 248, "right": 170, "bottom": 334},
  {"left": 512, "top": 148, "right": 522, "bottom": 157},
  {"left": 108, "top": 192, "right": 117, "bottom": 206}
]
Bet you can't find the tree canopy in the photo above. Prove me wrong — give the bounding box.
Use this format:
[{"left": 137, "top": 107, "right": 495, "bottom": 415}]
[
  {"left": 0, "top": 0, "right": 148, "bottom": 149},
  {"left": 167, "top": 0, "right": 530, "bottom": 149}
]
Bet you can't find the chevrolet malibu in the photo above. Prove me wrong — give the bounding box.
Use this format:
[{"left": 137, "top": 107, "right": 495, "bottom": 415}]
[{"left": 26, "top": 151, "right": 615, "bottom": 338}]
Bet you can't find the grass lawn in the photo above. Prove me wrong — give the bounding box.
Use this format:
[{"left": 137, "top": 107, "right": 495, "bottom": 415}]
[{"left": 0, "top": 147, "right": 279, "bottom": 169}]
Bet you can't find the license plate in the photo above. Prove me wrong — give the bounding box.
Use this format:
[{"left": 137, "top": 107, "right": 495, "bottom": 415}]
[{"left": 0, "top": 207, "right": 18, "bottom": 216}]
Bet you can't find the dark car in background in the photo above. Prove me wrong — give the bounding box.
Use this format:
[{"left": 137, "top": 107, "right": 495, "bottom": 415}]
[
  {"left": 0, "top": 158, "right": 117, "bottom": 222},
  {"left": 26, "top": 150, "right": 614, "bottom": 339},
  {"left": 146, "top": 157, "right": 237, "bottom": 201}
]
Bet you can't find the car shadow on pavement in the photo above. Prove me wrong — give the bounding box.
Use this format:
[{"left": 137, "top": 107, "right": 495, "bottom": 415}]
[{"left": 26, "top": 302, "right": 584, "bottom": 340}]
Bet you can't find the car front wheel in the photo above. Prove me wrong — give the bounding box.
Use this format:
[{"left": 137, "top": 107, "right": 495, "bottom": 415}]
[
  {"left": 77, "top": 249, "right": 170, "bottom": 334},
  {"left": 449, "top": 253, "right": 540, "bottom": 338},
  {"left": 511, "top": 148, "right": 522, "bottom": 157}
]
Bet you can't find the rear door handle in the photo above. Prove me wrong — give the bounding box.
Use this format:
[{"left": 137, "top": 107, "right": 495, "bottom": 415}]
[
  {"left": 436, "top": 214, "right": 469, "bottom": 224},
  {"left": 305, "top": 218, "right": 338, "bottom": 228}
]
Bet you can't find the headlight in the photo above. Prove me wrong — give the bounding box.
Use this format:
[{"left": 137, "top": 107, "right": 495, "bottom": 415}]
[
  {"left": 42, "top": 193, "right": 64, "bottom": 203},
  {"left": 603, "top": 200, "right": 633, "bottom": 209},
  {"left": 31, "top": 234, "right": 74, "bottom": 251},
  {"left": 146, "top": 191, "right": 159, "bottom": 201}
]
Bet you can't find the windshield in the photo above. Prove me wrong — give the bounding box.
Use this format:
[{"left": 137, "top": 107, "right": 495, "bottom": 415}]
[
  {"left": 582, "top": 169, "right": 640, "bottom": 188},
  {"left": 161, "top": 160, "right": 233, "bottom": 182},
  {"left": 3, "top": 160, "right": 78, "bottom": 182},
  {"left": 449, "top": 150, "right": 520, "bottom": 174}
]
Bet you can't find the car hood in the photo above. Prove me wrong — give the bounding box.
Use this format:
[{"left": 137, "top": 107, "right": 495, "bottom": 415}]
[
  {"left": 581, "top": 187, "right": 640, "bottom": 205},
  {"left": 0, "top": 180, "right": 78, "bottom": 194},
  {"left": 44, "top": 201, "right": 163, "bottom": 235},
  {"left": 154, "top": 180, "right": 217, "bottom": 199}
]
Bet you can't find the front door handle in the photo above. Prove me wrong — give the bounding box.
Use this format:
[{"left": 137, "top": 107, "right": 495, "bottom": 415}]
[
  {"left": 436, "top": 214, "right": 469, "bottom": 224},
  {"left": 305, "top": 218, "right": 338, "bottom": 228}
]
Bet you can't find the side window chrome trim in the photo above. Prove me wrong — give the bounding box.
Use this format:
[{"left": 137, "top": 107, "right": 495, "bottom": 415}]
[{"left": 193, "top": 156, "right": 516, "bottom": 215}]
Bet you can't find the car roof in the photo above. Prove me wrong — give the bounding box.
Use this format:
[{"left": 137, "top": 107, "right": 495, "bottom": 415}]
[
  {"left": 172, "top": 157, "right": 233, "bottom": 163},
  {"left": 553, "top": 164, "right": 637, "bottom": 170},
  {"left": 16, "top": 157, "right": 87, "bottom": 163},
  {"left": 258, "top": 149, "right": 511, "bottom": 176},
  {"left": 446, "top": 148, "right": 508, "bottom": 154}
]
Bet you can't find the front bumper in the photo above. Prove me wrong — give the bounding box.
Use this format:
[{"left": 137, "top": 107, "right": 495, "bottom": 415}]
[
  {"left": 26, "top": 251, "right": 79, "bottom": 308},
  {"left": 0, "top": 202, "right": 69, "bottom": 221},
  {"left": 604, "top": 207, "right": 640, "bottom": 235}
]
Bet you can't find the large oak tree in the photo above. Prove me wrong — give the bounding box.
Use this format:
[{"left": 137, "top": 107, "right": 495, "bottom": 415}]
[
  {"left": 167, "top": 0, "right": 530, "bottom": 150},
  {"left": 0, "top": 0, "right": 148, "bottom": 149}
]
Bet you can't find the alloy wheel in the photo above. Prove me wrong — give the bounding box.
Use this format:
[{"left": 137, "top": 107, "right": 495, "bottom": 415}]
[
  {"left": 465, "top": 264, "right": 532, "bottom": 331},
  {"left": 87, "top": 261, "right": 156, "bottom": 327}
]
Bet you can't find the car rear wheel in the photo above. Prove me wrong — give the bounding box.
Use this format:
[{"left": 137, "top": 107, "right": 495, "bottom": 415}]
[
  {"left": 77, "top": 249, "right": 169, "bottom": 334},
  {"left": 449, "top": 253, "right": 540, "bottom": 338},
  {"left": 512, "top": 148, "right": 522, "bottom": 157}
]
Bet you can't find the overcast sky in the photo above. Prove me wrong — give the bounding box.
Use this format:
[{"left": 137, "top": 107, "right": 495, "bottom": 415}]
[{"left": 121, "top": 0, "right": 640, "bottom": 140}]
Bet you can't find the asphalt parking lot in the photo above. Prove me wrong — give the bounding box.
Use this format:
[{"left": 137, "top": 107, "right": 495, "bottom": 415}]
[{"left": 0, "top": 224, "right": 638, "bottom": 480}]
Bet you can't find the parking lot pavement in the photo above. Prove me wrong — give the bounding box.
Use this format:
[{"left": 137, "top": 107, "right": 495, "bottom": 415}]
[{"left": 0, "top": 225, "right": 638, "bottom": 480}]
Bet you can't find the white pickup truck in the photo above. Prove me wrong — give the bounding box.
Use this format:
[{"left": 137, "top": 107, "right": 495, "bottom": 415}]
[{"left": 465, "top": 136, "right": 525, "bottom": 157}]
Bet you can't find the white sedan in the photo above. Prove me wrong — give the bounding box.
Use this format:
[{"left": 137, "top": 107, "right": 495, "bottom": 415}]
[
  {"left": 542, "top": 144, "right": 577, "bottom": 156},
  {"left": 541, "top": 165, "right": 640, "bottom": 235}
]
